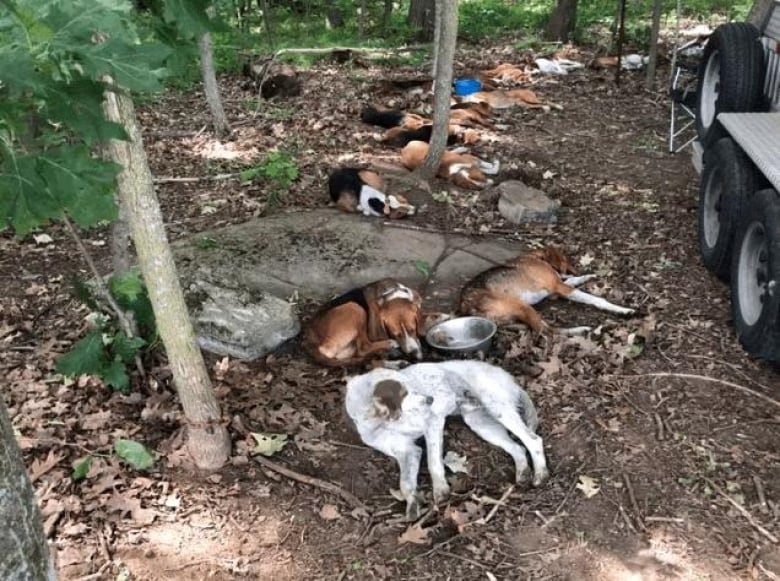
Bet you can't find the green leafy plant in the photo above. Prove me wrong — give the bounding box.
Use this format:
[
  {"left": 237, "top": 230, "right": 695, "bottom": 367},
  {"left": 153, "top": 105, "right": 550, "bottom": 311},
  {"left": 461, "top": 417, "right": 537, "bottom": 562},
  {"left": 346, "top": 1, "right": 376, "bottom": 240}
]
[
  {"left": 114, "top": 439, "right": 155, "bottom": 470},
  {"left": 240, "top": 150, "right": 299, "bottom": 207},
  {"left": 196, "top": 235, "right": 219, "bottom": 249},
  {"left": 57, "top": 270, "right": 157, "bottom": 392}
]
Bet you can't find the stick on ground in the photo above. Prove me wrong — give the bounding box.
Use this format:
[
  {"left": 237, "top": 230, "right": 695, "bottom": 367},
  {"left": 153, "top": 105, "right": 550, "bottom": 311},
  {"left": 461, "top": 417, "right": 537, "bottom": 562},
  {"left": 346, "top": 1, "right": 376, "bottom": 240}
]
[{"left": 253, "top": 455, "right": 368, "bottom": 511}]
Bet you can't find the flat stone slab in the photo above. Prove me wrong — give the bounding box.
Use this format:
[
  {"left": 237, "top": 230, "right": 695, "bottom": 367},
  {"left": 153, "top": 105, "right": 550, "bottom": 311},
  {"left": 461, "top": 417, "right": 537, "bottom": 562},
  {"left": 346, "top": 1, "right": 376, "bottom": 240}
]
[{"left": 174, "top": 209, "right": 528, "bottom": 311}]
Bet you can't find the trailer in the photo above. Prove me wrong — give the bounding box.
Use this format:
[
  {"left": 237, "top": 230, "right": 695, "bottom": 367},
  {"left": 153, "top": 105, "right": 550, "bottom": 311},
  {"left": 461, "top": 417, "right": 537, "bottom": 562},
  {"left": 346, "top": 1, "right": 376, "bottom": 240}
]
[{"left": 692, "top": 1, "right": 780, "bottom": 363}]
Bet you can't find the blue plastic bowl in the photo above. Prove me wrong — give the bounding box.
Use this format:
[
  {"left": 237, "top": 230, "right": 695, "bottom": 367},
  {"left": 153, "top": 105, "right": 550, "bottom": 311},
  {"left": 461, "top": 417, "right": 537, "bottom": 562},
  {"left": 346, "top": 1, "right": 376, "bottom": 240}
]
[{"left": 453, "top": 78, "right": 482, "bottom": 97}]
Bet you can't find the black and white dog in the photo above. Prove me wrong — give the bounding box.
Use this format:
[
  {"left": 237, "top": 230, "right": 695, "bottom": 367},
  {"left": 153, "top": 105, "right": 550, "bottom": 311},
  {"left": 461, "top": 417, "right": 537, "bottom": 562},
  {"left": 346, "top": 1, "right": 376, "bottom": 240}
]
[{"left": 345, "top": 360, "right": 549, "bottom": 520}]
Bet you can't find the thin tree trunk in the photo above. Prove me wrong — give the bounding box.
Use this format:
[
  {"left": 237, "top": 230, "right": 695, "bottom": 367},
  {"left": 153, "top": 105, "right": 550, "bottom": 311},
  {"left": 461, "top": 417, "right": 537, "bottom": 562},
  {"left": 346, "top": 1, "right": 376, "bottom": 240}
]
[
  {"left": 645, "top": 0, "right": 662, "bottom": 89},
  {"left": 420, "top": 0, "right": 457, "bottom": 180},
  {"left": 359, "top": 0, "right": 367, "bottom": 37},
  {"left": 544, "top": 0, "right": 578, "bottom": 43},
  {"left": 431, "top": 0, "right": 442, "bottom": 78},
  {"left": 615, "top": 0, "right": 627, "bottom": 86},
  {"left": 102, "top": 87, "right": 231, "bottom": 471},
  {"left": 407, "top": 0, "right": 435, "bottom": 41},
  {"left": 382, "top": 0, "right": 393, "bottom": 34},
  {"left": 0, "top": 399, "right": 56, "bottom": 581},
  {"left": 259, "top": 0, "right": 275, "bottom": 49},
  {"left": 198, "top": 31, "right": 230, "bottom": 138}
]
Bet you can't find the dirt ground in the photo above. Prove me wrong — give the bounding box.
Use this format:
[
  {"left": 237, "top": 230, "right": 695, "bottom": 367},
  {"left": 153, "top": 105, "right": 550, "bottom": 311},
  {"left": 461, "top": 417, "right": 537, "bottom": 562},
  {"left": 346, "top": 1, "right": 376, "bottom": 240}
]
[{"left": 2, "top": 40, "right": 780, "bottom": 580}]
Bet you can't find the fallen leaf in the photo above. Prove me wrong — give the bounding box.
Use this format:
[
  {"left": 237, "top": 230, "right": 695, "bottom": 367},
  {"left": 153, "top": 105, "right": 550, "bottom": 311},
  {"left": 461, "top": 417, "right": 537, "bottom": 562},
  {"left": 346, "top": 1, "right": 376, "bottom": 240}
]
[
  {"left": 29, "top": 450, "right": 65, "bottom": 483},
  {"left": 576, "top": 475, "right": 601, "bottom": 498},
  {"left": 319, "top": 504, "right": 341, "bottom": 520},
  {"left": 444, "top": 451, "right": 470, "bottom": 474},
  {"left": 250, "top": 432, "right": 288, "bottom": 456},
  {"left": 33, "top": 233, "right": 53, "bottom": 245},
  {"left": 578, "top": 253, "right": 595, "bottom": 267},
  {"left": 398, "top": 523, "right": 431, "bottom": 545}
]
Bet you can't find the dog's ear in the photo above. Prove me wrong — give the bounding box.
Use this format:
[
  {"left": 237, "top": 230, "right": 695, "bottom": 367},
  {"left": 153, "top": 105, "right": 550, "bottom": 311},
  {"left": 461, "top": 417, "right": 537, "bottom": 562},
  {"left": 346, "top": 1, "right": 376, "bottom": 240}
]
[
  {"left": 372, "top": 379, "right": 407, "bottom": 420},
  {"left": 366, "top": 295, "right": 387, "bottom": 342}
]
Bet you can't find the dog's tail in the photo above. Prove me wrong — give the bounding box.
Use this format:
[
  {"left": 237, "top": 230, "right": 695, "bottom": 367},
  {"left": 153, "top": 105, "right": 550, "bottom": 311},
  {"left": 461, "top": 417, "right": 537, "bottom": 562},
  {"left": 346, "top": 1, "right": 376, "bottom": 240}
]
[{"left": 361, "top": 105, "right": 405, "bottom": 128}]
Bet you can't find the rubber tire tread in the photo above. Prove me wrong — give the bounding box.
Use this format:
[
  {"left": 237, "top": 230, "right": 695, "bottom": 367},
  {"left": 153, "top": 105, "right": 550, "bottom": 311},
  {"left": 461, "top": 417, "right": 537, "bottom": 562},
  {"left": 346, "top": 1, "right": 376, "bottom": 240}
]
[
  {"left": 730, "top": 189, "right": 780, "bottom": 364},
  {"left": 698, "top": 138, "right": 758, "bottom": 279},
  {"left": 696, "top": 22, "right": 764, "bottom": 148}
]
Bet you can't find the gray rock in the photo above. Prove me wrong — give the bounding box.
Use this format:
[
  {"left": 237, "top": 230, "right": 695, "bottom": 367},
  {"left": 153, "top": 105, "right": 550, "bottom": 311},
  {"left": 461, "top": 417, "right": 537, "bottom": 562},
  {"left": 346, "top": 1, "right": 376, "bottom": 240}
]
[
  {"left": 174, "top": 208, "right": 527, "bottom": 314},
  {"left": 497, "top": 180, "right": 560, "bottom": 224},
  {"left": 190, "top": 280, "right": 300, "bottom": 361}
]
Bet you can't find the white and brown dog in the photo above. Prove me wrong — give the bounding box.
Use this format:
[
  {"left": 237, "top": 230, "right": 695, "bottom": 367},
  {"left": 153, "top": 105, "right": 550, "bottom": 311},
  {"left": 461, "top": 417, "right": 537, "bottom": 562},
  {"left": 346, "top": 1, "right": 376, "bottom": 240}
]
[
  {"left": 345, "top": 360, "right": 549, "bottom": 520},
  {"left": 400, "top": 140, "right": 500, "bottom": 190},
  {"left": 460, "top": 246, "right": 635, "bottom": 335},
  {"left": 304, "top": 279, "right": 425, "bottom": 367}
]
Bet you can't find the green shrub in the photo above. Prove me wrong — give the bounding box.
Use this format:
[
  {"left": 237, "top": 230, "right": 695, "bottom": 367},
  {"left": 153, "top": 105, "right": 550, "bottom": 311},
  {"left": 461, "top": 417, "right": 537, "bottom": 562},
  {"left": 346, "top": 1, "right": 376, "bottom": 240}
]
[{"left": 58, "top": 271, "right": 157, "bottom": 393}]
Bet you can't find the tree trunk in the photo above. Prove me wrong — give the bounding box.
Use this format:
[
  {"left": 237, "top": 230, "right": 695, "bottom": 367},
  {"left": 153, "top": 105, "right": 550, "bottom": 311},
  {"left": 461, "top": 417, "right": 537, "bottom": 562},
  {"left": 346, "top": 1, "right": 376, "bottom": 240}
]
[
  {"left": 615, "top": 0, "right": 627, "bottom": 86},
  {"left": 420, "top": 0, "right": 457, "bottom": 180},
  {"left": 382, "top": 0, "right": 393, "bottom": 34},
  {"left": 430, "top": 0, "right": 442, "bottom": 77},
  {"left": 198, "top": 32, "right": 230, "bottom": 138},
  {"left": 544, "top": 0, "right": 578, "bottom": 43},
  {"left": 110, "top": 197, "right": 132, "bottom": 275},
  {"left": 0, "top": 399, "right": 56, "bottom": 581},
  {"left": 101, "top": 88, "right": 231, "bottom": 471},
  {"left": 407, "top": 0, "right": 435, "bottom": 41},
  {"left": 748, "top": 0, "right": 773, "bottom": 26},
  {"left": 645, "top": 0, "right": 662, "bottom": 89}
]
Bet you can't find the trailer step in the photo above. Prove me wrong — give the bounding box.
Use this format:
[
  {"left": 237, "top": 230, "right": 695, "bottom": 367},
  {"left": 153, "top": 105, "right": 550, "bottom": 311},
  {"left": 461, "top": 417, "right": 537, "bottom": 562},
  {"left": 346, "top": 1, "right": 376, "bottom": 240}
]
[{"left": 718, "top": 112, "right": 780, "bottom": 192}]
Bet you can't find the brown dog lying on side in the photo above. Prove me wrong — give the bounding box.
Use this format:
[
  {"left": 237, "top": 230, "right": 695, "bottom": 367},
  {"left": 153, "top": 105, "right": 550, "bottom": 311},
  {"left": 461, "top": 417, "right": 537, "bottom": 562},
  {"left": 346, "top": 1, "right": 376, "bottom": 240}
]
[
  {"left": 459, "top": 247, "right": 635, "bottom": 334},
  {"left": 400, "top": 140, "right": 500, "bottom": 190},
  {"left": 304, "top": 279, "right": 426, "bottom": 367}
]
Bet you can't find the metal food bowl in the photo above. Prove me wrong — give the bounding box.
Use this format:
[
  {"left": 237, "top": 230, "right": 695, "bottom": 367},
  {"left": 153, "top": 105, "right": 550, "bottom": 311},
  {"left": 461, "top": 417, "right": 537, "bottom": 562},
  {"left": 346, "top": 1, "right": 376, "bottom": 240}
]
[{"left": 425, "top": 316, "right": 497, "bottom": 354}]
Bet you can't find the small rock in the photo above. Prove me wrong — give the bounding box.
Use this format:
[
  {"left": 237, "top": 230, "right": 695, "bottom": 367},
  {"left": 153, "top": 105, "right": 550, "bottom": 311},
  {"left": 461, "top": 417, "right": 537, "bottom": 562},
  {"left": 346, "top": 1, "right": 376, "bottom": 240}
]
[{"left": 497, "top": 180, "right": 560, "bottom": 224}]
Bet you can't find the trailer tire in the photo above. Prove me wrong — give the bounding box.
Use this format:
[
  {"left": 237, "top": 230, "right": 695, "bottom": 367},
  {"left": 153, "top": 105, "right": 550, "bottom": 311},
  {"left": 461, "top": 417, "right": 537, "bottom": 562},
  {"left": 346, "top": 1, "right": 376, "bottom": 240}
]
[
  {"left": 730, "top": 189, "right": 780, "bottom": 364},
  {"left": 698, "top": 138, "right": 759, "bottom": 279},
  {"left": 696, "top": 22, "right": 765, "bottom": 148}
]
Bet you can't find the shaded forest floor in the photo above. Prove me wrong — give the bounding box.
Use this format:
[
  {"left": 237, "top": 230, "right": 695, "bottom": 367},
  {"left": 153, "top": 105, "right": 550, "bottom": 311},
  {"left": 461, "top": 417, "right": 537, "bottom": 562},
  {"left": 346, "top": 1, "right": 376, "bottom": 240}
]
[{"left": 1, "top": 40, "right": 779, "bottom": 580}]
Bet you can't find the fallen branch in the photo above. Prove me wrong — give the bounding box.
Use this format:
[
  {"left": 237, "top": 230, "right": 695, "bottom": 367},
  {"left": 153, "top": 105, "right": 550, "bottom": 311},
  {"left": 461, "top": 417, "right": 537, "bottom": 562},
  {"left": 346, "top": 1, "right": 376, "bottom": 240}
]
[
  {"left": 613, "top": 372, "right": 780, "bottom": 411},
  {"left": 622, "top": 473, "right": 647, "bottom": 532},
  {"left": 153, "top": 173, "right": 241, "bottom": 184},
  {"left": 475, "top": 485, "right": 515, "bottom": 526},
  {"left": 253, "top": 455, "right": 367, "bottom": 511},
  {"left": 703, "top": 477, "right": 778, "bottom": 544}
]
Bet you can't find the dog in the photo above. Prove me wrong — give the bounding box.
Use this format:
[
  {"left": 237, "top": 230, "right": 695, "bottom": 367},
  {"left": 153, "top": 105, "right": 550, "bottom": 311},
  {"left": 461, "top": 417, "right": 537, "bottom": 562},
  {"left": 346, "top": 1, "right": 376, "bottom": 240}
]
[
  {"left": 400, "top": 141, "right": 499, "bottom": 190},
  {"left": 459, "top": 247, "right": 635, "bottom": 334},
  {"left": 363, "top": 105, "right": 491, "bottom": 146},
  {"left": 479, "top": 63, "right": 533, "bottom": 86},
  {"left": 345, "top": 360, "right": 549, "bottom": 520},
  {"left": 328, "top": 168, "right": 415, "bottom": 219},
  {"left": 303, "top": 279, "right": 426, "bottom": 367},
  {"left": 460, "top": 88, "right": 557, "bottom": 111}
]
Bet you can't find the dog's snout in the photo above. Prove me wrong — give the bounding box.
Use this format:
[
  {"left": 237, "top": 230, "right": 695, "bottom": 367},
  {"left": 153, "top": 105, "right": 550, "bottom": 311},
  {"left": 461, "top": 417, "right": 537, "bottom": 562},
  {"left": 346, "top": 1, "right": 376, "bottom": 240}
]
[{"left": 425, "top": 396, "right": 434, "bottom": 406}]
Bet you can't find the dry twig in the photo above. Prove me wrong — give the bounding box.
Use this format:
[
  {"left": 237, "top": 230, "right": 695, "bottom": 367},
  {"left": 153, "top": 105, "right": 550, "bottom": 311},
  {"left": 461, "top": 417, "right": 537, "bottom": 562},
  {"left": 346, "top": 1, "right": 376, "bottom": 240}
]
[
  {"left": 615, "top": 372, "right": 780, "bottom": 411},
  {"left": 703, "top": 477, "right": 778, "bottom": 543},
  {"left": 253, "top": 455, "right": 367, "bottom": 511}
]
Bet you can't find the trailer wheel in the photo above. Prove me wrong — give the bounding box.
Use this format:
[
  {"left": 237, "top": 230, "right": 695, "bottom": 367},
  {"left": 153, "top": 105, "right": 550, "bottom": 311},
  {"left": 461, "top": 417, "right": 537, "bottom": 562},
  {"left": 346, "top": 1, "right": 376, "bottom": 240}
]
[
  {"left": 698, "top": 138, "right": 758, "bottom": 279},
  {"left": 730, "top": 189, "right": 780, "bottom": 364},
  {"left": 696, "top": 22, "right": 764, "bottom": 148}
]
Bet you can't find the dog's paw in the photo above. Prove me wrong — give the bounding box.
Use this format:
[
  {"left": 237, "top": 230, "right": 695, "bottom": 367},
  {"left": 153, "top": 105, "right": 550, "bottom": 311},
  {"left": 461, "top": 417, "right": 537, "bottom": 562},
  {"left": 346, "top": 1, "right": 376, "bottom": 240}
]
[
  {"left": 618, "top": 307, "right": 636, "bottom": 316},
  {"left": 387, "top": 339, "right": 400, "bottom": 350},
  {"left": 432, "top": 482, "right": 451, "bottom": 504},
  {"left": 532, "top": 467, "right": 550, "bottom": 488},
  {"left": 515, "top": 466, "right": 532, "bottom": 486}
]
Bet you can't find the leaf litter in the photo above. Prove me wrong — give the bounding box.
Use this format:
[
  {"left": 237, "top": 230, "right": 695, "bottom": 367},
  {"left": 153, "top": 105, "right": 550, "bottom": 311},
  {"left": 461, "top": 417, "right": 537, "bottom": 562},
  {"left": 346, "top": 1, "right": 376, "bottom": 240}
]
[{"left": 0, "top": 40, "right": 778, "bottom": 581}]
